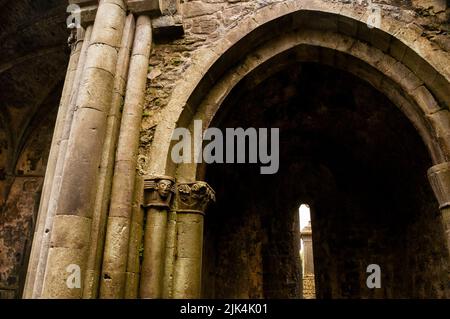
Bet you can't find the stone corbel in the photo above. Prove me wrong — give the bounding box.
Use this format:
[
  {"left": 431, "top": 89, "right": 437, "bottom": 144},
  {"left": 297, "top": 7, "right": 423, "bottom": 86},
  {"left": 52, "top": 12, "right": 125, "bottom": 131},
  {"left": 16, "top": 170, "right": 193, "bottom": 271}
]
[
  {"left": 152, "top": 14, "right": 184, "bottom": 39},
  {"left": 127, "top": 0, "right": 162, "bottom": 16},
  {"left": 428, "top": 162, "right": 450, "bottom": 209},
  {"left": 151, "top": 0, "right": 184, "bottom": 40}
]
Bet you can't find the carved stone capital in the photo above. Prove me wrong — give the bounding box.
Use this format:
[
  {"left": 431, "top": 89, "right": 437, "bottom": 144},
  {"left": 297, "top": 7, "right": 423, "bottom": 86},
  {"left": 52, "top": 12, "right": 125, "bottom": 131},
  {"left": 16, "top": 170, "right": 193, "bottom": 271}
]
[
  {"left": 175, "top": 182, "right": 215, "bottom": 215},
  {"left": 428, "top": 162, "right": 450, "bottom": 209},
  {"left": 143, "top": 175, "right": 176, "bottom": 209}
]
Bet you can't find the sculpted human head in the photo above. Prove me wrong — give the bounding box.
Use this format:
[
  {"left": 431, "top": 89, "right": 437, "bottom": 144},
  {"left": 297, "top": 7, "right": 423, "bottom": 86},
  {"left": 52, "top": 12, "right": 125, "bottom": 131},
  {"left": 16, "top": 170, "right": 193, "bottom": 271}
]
[{"left": 157, "top": 179, "right": 173, "bottom": 198}]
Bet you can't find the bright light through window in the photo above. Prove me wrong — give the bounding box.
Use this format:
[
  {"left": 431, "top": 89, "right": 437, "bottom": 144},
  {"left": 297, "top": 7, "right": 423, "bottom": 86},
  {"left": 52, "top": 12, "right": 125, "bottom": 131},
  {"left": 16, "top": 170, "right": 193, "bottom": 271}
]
[
  {"left": 299, "top": 204, "right": 311, "bottom": 231},
  {"left": 299, "top": 204, "right": 311, "bottom": 254}
]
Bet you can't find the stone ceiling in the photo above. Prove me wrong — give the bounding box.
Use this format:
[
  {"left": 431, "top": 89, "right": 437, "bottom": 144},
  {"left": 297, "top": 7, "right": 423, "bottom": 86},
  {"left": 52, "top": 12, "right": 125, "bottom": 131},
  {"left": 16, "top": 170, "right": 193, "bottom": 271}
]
[{"left": 0, "top": 0, "right": 69, "bottom": 173}]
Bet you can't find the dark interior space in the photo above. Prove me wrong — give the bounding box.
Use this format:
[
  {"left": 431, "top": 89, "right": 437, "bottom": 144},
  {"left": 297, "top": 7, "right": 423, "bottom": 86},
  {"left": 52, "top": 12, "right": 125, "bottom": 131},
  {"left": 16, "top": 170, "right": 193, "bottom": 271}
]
[{"left": 201, "top": 62, "right": 450, "bottom": 299}]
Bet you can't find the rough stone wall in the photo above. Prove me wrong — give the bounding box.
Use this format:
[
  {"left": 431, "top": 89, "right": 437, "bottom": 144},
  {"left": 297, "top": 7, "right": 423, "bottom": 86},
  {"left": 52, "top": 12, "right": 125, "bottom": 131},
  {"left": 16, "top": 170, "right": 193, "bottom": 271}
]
[
  {"left": 0, "top": 178, "right": 42, "bottom": 298},
  {"left": 202, "top": 169, "right": 303, "bottom": 299},
  {"left": 312, "top": 201, "right": 450, "bottom": 298},
  {"left": 202, "top": 202, "right": 267, "bottom": 299},
  {"left": 0, "top": 109, "right": 57, "bottom": 298},
  {"left": 0, "top": 124, "right": 11, "bottom": 210}
]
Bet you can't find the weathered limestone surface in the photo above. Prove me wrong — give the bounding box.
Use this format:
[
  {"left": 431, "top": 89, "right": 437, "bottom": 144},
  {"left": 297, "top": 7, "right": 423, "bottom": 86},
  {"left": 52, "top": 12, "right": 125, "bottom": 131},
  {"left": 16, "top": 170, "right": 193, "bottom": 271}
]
[
  {"left": 100, "top": 14, "right": 153, "bottom": 299},
  {"left": 83, "top": 13, "right": 136, "bottom": 299},
  {"left": 173, "top": 182, "right": 215, "bottom": 299},
  {"left": 124, "top": 175, "right": 144, "bottom": 299},
  {"left": 28, "top": 25, "right": 93, "bottom": 299},
  {"left": 41, "top": 0, "right": 127, "bottom": 298},
  {"left": 139, "top": 176, "right": 175, "bottom": 298}
]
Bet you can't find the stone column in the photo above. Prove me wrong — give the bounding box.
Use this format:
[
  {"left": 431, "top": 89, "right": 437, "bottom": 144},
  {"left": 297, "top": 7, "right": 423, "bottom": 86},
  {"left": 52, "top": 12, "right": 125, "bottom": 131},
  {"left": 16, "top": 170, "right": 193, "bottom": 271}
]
[
  {"left": 301, "top": 221, "right": 316, "bottom": 299},
  {"left": 172, "top": 182, "right": 215, "bottom": 299},
  {"left": 24, "top": 25, "right": 93, "bottom": 299},
  {"left": 162, "top": 210, "right": 177, "bottom": 298},
  {"left": 124, "top": 175, "right": 144, "bottom": 299},
  {"left": 428, "top": 162, "right": 450, "bottom": 252},
  {"left": 83, "top": 13, "right": 136, "bottom": 299},
  {"left": 100, "top": 14, "right": 153, "bottom": 299},
  {"left": 22, "top": 27, "right": 81, "bottom": 298},
  {"left": 40, "top": 0, "right": 127, "bottom": 298},
  {"left": 139, "top": 176, "right": 175, "bottom": 298}
]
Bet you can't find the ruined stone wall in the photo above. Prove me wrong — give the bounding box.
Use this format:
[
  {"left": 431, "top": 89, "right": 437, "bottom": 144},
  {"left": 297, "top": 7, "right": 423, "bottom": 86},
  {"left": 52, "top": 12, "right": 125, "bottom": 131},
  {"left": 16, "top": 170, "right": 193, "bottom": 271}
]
[
  {"left": 312, "top": 196, "right": 450, "bottom": 298},
  {"left": 0, "top": 178, "right": 42, "bottom": 298},
  {"left": 0, "top": 109, "right": 57, "bottom": 298},
  {"left": 202, "top": 168, "right": 303, "bottom": 299},
  {"left": 202, "top": 201, "right": 266, "bottom": 299}
]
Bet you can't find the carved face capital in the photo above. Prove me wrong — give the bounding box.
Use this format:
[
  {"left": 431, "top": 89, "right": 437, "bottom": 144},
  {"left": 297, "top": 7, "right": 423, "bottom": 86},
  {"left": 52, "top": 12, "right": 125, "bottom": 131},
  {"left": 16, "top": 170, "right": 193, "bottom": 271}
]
[
  {"left": 143, "top": 175, "right": 175, "bottom": 208},
  {"left": 175, "top": 182, "right": 215, "bottom": 215},
  {"left": 157, "top": 179, "right": 173, "bottom": 198}
]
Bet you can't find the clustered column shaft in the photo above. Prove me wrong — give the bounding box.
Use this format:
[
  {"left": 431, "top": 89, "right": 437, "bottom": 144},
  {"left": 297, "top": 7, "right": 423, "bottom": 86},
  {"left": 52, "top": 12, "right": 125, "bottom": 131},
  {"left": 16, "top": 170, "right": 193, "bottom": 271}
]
[
  {"left": 83, "top": 13, "right": 136, "bottom": 299},
  {"left": 38, "top": 0, "right": 127, "bottom": 298},
  {"left": 172, "top": 182, "right": 215, "bottom": 299},
  {"left": 162, "top": 210, "right": 178, "bottom": 298},
  {"left": 124, "top": 175, "right": 145, "bottom": 298},
  {"left": 24, "top": 0, "right": 216, "bottom": 299},
  {"left": 139, "top": 176, "right": 175, "bottom": 298},
  {"left": 137, "top": 179, "right": 215, "bottom": 299},
  {"left": 24, "top": 25, "right": 93, "bottom": 299},
  {"left": 100, "top": 14, "right": 153, "bottom": 299}
]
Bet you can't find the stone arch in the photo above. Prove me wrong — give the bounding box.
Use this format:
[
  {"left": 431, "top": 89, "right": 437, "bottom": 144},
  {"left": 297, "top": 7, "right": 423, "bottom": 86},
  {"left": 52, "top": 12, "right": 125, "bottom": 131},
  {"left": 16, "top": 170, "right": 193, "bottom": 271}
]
[
  {"left": 141, "top": 1, "right": 450, "bottom": 299},
  {"left": 148, "top": 1, "right": 450, "bottom": 178}
]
